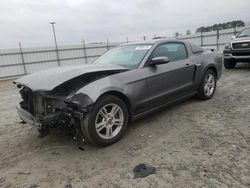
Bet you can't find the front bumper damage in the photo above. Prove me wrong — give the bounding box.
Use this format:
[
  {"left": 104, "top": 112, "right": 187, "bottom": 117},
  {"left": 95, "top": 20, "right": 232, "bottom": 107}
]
[
  {"left": 17, "top": 104, "right": 63, "bottom": 129},
  {"left": 16, "top": 87, "right": 93, "bottom": 128},
  {"left": 17, "top": 103, "right": 91, "bottom": 143},
  {"left": 17, "top": 104, "right": 88, "bottom": 129},
  {"left": 15, "top": 72, "right": 97, "bottom": 141},
  {"left": 17, "top": 100, "right": 92, "bottom": 143}
]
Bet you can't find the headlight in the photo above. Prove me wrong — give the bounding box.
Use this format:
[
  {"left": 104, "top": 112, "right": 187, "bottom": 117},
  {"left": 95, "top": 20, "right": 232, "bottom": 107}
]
[
  {"left": 65, "top": 93, "right": 93, "bottom": 109},
  {"left": 224, "top": 43, "right": 231, "bottom": 50}
]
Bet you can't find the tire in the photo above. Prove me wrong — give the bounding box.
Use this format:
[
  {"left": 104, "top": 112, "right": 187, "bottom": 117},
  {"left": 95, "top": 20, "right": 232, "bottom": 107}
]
[
  {"left": 81, "top": 95, "right": 129, "bottom": 147},
  {"left": 224, "top": 59, "right": 236, "bottom": 69},
  {"left": 196, "top": 69, "right": 217, "bottom": 100}
]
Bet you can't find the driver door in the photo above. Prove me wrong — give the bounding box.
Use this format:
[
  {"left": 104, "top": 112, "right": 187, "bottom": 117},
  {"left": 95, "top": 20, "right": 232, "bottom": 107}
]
[{"left": 143, "top": 42, "right": 196, "bottom": 109}]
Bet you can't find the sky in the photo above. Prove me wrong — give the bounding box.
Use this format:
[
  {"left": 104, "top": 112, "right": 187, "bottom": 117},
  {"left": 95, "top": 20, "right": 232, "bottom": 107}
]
[{"left": 0, "top": 0, "right": 249, "bottom": 49}]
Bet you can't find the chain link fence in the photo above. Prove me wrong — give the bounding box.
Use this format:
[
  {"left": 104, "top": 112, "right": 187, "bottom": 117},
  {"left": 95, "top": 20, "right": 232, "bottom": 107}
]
[
  {"left": 0, "top": 42, "right": 122, "bottom": 79},
  {"left": 0, "top": 26, "right": 245, "bottom": 80}
]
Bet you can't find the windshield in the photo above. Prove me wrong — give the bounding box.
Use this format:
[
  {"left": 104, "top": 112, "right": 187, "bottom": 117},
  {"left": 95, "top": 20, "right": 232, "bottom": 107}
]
[
  {"left": 237, "top": 28, "right": 250, "bottom": 38},
  {"left": 94, "top": 44, "right": 152, "bottom": 68}
]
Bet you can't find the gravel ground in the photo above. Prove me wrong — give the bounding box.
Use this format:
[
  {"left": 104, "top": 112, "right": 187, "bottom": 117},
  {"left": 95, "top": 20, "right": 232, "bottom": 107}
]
[{"left": 0, "top": 64, "right": 250, "bottom": 188}]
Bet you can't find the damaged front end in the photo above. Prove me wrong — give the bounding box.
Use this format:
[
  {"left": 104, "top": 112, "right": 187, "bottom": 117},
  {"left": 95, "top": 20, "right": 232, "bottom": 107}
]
[
  {"left": 16, "top": 84, "right": 93, "bottom": 139},
  {"left": 14, "top": 67, "right": 128, "bottom": 141}
]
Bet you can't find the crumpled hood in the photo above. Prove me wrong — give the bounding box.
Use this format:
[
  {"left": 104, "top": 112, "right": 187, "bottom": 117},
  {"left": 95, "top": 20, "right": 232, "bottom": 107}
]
[{"left": 15, "top": 64, "right": 128, "bottom": 91}]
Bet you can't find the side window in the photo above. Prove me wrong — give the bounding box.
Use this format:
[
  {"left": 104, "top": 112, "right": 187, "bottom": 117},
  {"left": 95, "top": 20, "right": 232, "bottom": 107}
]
[{"left": 151, "top": 43, "right": 188, "bottom": 62}]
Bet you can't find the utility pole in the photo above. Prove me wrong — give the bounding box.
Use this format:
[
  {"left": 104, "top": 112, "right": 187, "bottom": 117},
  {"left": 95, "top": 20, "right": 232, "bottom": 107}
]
[{"left": 50, "top": 21, "right": 60, "bottom": 66}]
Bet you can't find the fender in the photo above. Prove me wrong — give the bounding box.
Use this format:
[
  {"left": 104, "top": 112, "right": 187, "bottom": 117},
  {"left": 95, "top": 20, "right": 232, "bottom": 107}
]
[{"left": 70, "top": 75, "right": 128, "bottom": 108}]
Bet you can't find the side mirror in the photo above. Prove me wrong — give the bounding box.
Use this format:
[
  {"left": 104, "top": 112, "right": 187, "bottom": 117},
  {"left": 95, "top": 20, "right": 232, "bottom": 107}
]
[
  {"left": 231, "top": 35, "right": 236, "bottom": 40},
  {"left": 149, "top": 56, "right": 170, "bottom": 66}
]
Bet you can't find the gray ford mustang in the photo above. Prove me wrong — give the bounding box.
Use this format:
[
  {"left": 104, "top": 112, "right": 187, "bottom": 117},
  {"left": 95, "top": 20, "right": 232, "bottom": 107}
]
[{"left": 15, "top": 39, "right": 222, "bottom": 146}]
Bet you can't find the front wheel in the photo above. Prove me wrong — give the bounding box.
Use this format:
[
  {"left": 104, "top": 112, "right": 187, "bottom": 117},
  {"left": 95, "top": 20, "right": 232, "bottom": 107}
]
[
  {"left": 224, "top": 59, "right": 236, "bottom": 69},
  {"left": 81, "top": 95, "right": 129, "bottom": 147},
  {"left": 196, "top": 69, "right": 217, "bottom": 100}
]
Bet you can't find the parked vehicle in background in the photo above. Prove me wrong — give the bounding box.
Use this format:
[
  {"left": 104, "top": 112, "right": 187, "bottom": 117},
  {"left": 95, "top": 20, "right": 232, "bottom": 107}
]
[
  {"left": 15, "top": 39, "right": 222, "bottom": 147},
  {"left": 223, "top": 27, "right": 250, "bottom": 69}
]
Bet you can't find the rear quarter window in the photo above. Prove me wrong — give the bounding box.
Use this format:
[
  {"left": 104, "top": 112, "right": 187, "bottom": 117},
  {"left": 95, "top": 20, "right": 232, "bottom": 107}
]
[{"left": 190, "top": 43, "right": 204, "bottom": 54}]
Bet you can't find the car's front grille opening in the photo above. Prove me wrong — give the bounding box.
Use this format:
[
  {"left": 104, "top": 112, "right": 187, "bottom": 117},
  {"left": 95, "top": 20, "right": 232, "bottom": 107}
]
[
  {"left": 232, "top": 42, "right": 250, "bottom": 50},
  {"left": 20, "top": 87, "right": 34, "bottom": 114}
]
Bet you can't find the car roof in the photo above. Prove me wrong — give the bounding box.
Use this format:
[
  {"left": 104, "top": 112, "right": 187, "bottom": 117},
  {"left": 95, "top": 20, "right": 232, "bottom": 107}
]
[{"left": 120, "top": 39, "right": 189, "bottom": 46}]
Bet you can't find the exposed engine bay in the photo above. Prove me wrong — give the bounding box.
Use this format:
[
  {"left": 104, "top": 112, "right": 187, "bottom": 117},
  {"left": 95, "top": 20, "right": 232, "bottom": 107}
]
[{"left": 16, "top": 70, "right": 126, "bottom": 141}]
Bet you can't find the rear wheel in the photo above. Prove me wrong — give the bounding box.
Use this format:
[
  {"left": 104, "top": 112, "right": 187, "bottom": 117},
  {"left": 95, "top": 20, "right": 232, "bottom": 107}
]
[
  {"left": 196, "top": 69, "right": 217, "bottom": 100},
  {"left": 81, "top": 95, "right": 129, "bottom": 147},
  {"left": 224, "top": 59, "right": 236, "bottom": 69}
]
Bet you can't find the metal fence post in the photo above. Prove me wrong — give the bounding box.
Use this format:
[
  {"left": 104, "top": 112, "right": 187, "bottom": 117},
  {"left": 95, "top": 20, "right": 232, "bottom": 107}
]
[
  {"left": 216, "top": 29, "right": 219, "bottom": 50},
  {"left": 106, "top": 37, "right": 110, "bottom": 51},
  {"left": 200, "top": 31, "right": 203, "bottom": 46},
  {"left": 55, "top": 46, "right": 60, "bottom": 66},
  {"left": 50, "top": 22, "right": 60, "bottom": 66},
  {"left": 19, "top": 42, "right": 27, "bottom": 75},
  {"left": 234, "top": 25, "right": 237, "bottom": 36},
  {"left": 82, "top": 40, "right": 88, "bottom": 64}
]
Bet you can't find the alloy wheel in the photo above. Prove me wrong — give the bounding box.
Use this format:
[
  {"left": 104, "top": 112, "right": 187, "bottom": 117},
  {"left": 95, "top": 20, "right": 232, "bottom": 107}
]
[
  {"left": 95, "top": 103, "right": 124, "bottom": 139},
  {"left": 204, "top": 73, "right": 215, "bottom": 96}
]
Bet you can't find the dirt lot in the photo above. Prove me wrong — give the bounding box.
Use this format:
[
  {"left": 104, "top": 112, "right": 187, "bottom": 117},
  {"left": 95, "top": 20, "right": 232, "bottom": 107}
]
[{"left": 0, "top": 64, "right": 250, "bottom": 188}]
